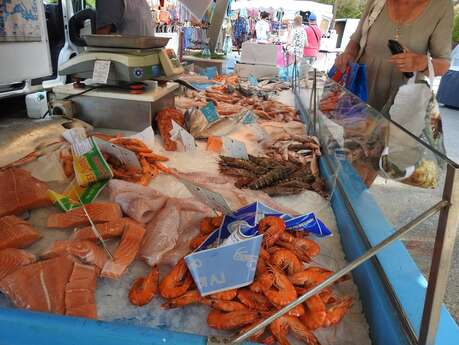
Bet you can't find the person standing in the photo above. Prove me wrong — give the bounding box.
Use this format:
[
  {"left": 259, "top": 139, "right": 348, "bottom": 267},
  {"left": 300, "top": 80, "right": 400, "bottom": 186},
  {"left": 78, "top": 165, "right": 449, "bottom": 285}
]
[
  {"left": 289, "top": 15, "right": 309, "bottom": 77},
  {"left": 335, "top": 0, "right": 453, "bottom": 112},
  {"left": 255, "top": 11, "right": 270, "bottom": 42},
  {"left": 96, "top": 0, "right": 156, "bottom": 36},
  {"left": 233, "top": 11, "right": 248, "bottom": 53},
  {"left": 304, "top": 13, "right": 322, "bottom": 64}
]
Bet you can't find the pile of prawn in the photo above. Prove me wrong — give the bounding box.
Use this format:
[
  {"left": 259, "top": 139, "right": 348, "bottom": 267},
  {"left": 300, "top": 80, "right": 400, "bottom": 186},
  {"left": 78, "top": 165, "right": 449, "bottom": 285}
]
[
  {"left": 176, "top": 76, "right": 300, "bottom": 122},
  {"left": 128, "top": 216, "right": 353, "bottom": 345},
  {"left": 59, "top": 135, "right": 173, "bottom": 186}
]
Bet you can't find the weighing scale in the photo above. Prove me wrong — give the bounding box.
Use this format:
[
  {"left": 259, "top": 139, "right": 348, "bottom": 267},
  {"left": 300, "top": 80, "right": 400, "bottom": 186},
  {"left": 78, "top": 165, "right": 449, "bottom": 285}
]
[
  {"left": 59, "top": 35, "right": 184, "bottom": 83},
  {"left": 54, "top": 35, "right": 183, "bottom": 131}
]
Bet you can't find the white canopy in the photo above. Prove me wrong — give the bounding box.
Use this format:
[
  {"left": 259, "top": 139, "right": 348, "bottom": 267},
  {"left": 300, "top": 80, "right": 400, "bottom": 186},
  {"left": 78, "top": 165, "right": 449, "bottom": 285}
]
[{"left": 230, "top": 0, "right": 334, "bottom": 20}]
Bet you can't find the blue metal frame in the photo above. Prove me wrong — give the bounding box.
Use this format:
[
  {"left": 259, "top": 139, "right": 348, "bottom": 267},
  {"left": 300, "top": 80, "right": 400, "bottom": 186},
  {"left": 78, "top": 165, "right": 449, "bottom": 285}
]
[{"left": 320, "top": 157, "right": 459, "bottom": 345}]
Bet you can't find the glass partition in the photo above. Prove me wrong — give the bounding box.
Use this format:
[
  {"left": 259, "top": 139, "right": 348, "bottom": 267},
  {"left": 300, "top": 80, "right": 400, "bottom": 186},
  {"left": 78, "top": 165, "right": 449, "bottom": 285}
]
[{"left": 294, "top": 72, "right": 459, "bottom": 340}]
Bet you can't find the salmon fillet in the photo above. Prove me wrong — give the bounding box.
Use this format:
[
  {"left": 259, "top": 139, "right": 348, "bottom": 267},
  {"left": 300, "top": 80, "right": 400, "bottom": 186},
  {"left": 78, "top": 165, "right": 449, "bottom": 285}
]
[
  {"left": 70, "top": 218, "right": 138, "bottom": 241},
  {"left": 47, "top": 202, "right": 123, "bottom": 229},
  {"left": 101, "top": 222, "right": 145, "bottom": 279},
  {"left": 0, "top": 248, "right": 36, "bottom": 281},
  {"left": 65, "top": 262, "right": 98, "bottom": 319},
  {"left": 41, "top": 240, "right": 108, "bottom": 270},
  {"left": 0, "top": 168, "right": 51, "bottom": 217},
  {"left": 0, "top": 215, "right": 41, "bottom": 250},
  {"left": 0, "top": 256, "right": 75, "bottom": 314}
]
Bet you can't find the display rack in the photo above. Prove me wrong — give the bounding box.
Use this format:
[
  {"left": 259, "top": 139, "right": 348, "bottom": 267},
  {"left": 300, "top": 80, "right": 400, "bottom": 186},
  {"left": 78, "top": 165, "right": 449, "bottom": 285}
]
[{"left": 1, "top": 74, "right": 458, "bottom": 345}]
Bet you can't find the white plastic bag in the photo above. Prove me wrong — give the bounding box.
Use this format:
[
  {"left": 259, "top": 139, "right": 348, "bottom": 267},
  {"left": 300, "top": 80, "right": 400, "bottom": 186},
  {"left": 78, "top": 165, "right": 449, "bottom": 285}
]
[{"left": 380, "top": 56, "right": 445, "bottom": 188}]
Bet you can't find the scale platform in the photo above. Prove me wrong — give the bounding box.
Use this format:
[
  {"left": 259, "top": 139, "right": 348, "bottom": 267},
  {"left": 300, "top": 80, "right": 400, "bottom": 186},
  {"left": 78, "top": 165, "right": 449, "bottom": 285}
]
[{"left": 53, "top": 82, "right": 179, "bottom": 131}]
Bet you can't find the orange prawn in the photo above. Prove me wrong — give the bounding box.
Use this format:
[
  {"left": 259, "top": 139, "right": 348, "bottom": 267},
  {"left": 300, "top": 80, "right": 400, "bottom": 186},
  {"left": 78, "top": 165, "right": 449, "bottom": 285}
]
[
  {"left": 322, "top": 297, "right": 353, "bottom": 328},
  {"left": 263, "top": 266, "right": 297, "bottom": 308},
  {"left": 237, "top": 289, "right": 272, "bottom": 311},
  {"left": 199, "top": 216, "right": 223, "bottom": 235},
  {"left": 238, "top": 320, "right": 275, "bottom": 345},
  {"left": 207, "top": 309, "right": 263, "bottom": 330},
  {"left": 270, "top": 315, "right": 321, "bottom": 345},
  {"left": 189, "top": 234, "right": 209, "bottom": 250},
  {"left": 128, "top": 265, "right": 159, "bottom": 306},
  {"left": 289, "top": 267, "right": 333, "bottom": 287},
  {"left": 301, "top": 296, "right": 353, "bottom": 330},
  {"left": 161, "top": 290, "right": 203, "bottom": 309},
  {"left": 278, "top": 233, "right": 320, "bottom": 259},
  {"left": 209, "top": 289, "right": 237, "bottom": 301},
  {"left": 269, "top": 249, "right": 304, "bottom": 275},
  {"left": 159, "top": 258, "right": 193, "bottom": 299},
  {"left": 258, "top": 217, "right": 286, "bottom": 248},
  {"left": 250, "top": 271, "right": 274, "bottom": 294},
  {"left": 203, "top": 299, "right": 247, "bottom": 312},
  {"left": 301, "top": 295, "right": 327, "bottom": 330}
]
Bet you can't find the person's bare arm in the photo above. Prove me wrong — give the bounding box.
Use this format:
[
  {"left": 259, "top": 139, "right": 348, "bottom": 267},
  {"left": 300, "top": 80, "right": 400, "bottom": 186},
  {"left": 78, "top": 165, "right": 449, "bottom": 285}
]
[
  {"left": 388, "top": 53, "right": 450, "bottom": 76},
  {"left": 335, "top": 39, "right": 360, "bottom": 71}
]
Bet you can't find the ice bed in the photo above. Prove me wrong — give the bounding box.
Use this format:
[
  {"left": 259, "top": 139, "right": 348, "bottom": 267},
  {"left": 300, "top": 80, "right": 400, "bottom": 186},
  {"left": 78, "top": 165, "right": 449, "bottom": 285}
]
[{"left": 1, "top": 79, "right": 459, "bottom": 345}]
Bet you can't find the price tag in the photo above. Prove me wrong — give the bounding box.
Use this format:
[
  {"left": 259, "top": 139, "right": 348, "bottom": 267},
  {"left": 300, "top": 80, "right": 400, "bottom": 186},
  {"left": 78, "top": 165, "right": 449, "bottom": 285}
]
[
  {"left": 223, "top": 138, "right": 248, "bottom": 159},
  {"left": 93, "top": 138, "right": 141, "bottom": 169},
  {"left": 170, "top": 120, "right": 197, "bottom": 152},
  {"left": 182, "top": 180, "right": 232, "bottom": 214},
  {"left": 201, "top": 102, "right": 220, "bottom": 123},
  {"left": 248, "top": 74, "right": 258, "bottom": 87},
  {"left": 92, "top": 60, "right": 111, "bottom": 84},
  {"left": 63, "top": 128, "right": 87, "bottom": 145},
  {"left": 129, "top": 127, "right": 155, "bottom": 149},
  {"left": 241, "top": 110, "right": 256, "bottom": 124}
]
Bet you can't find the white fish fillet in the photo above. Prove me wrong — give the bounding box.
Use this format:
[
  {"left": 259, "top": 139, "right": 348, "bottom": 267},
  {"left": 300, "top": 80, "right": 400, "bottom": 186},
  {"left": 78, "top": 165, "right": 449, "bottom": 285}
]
[{"left": 108, "top": 180, "right": 213, "bottom": 266}]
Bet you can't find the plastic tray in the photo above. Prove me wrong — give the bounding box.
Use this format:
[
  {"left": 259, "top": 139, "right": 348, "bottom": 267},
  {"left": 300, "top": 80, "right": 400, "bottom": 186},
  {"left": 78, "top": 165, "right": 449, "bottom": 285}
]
[{"left": 83, "top": 35, "right": 170, "bottom": 49}]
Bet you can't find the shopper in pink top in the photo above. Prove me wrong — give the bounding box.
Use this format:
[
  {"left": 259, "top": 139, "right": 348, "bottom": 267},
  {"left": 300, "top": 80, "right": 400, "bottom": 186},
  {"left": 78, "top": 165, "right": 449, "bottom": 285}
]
[{"left": 304, "top": 13, "right": 322, "bottom": 64}]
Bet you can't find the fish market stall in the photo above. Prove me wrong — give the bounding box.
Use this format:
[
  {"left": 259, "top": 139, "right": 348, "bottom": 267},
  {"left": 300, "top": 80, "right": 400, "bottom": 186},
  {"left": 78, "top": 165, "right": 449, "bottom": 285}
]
[{"left": 0, "top": 70, "right": 458, "bottom": 345}]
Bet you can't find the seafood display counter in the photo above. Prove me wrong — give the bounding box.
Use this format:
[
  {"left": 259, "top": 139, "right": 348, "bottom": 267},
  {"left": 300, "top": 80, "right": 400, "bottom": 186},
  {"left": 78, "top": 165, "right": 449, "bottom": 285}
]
[{"left": 0, "top": 73, "right": 458, "bottom": 345}]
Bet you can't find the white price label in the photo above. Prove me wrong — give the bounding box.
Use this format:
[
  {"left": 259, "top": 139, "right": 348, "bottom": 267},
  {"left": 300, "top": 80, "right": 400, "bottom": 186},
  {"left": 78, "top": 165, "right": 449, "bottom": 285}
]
[
  {"left": 223, "top": 138, "right": 248, "bottom": 159},
  {"left": 93, "top": 138, "right": 141, "bottom": 169},
  {"left": 182, "top": 180, "right": 232, "bottom": 214},
  {"left": 170, "top": 120, "right": 196, "bottom": 152},
  {"left": 129, "top": 127, "right": 155, "bottom": 149},
  {"left": 63, "top": 128, "right": 87, "bottom": 145},
  {"left": 71, "top": 137, "right": 94, "bottom": 156},
  {"left": 92, "top": 60, "right": 111, "bottom": 84}
]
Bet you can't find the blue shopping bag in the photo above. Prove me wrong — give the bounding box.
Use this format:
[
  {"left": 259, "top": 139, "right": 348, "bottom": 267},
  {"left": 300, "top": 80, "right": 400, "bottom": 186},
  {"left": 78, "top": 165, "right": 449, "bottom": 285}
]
[{"left": 328, "top": 63, "right": 368, "bottom": 102}]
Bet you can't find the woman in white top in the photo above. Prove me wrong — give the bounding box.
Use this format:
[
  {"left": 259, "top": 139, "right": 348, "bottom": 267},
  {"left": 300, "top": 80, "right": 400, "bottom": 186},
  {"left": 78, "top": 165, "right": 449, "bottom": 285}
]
[
  {"left": 289, "top": 15, "right": 309, "bottom": 78},
  {"left": 255, "top": 12, "right": 270, "bottom": 42}
]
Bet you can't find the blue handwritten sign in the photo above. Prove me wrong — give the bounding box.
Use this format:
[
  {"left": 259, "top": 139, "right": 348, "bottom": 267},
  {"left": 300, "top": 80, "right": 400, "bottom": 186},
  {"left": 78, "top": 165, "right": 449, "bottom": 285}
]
[{"left": 201, "top": 101, "right": 220, "bottom": 123}]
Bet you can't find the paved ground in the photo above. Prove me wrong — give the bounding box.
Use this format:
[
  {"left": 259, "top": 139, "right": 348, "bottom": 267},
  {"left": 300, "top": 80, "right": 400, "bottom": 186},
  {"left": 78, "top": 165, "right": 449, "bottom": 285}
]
[{"left": 370, "top": 105, "right": 459, "bottom": 324}]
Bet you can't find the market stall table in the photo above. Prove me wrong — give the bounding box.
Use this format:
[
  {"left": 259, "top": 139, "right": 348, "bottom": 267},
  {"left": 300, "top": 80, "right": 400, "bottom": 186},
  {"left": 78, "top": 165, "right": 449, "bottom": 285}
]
[{"left": 182, "top": 55, "right": 226, "bottom": 75}]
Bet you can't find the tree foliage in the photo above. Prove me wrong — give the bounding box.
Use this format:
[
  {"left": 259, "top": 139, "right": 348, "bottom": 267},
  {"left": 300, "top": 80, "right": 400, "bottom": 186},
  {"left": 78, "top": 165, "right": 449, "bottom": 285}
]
[
  {"left": 317, "top": 0, "right": 365, "bottom": 19},
  {"left": 454, "top": 10, "right": 459, "bottom": 44}
]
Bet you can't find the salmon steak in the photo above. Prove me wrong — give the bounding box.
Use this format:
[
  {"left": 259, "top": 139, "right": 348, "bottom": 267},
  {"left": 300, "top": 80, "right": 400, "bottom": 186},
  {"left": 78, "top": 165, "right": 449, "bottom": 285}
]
[
  {"left": 65, "top": 262, "right": 98, "bottom": 319},
  {"left": 41, "top": 240, "right": 108, "bottom": 270},
  {"left": 47, "top": 202, "right": 123, "bottom": 229},
  {"left": 70, "top": 218, "right": 138, "bottom": 241},
  {"left": 0, "top": 256, "right": 75, "bottom": 314},
  {"left": 101, "top": 222, "right": 146, "bottom": 279},
  {"left": 0, "top": 248, "right": 36, "bottom": 281},
  {"left": 0, "top": 168, "right": 50, "bottom": 218},
  {"left": 0, "top": 215, "right": 41, "bottom": 250}
]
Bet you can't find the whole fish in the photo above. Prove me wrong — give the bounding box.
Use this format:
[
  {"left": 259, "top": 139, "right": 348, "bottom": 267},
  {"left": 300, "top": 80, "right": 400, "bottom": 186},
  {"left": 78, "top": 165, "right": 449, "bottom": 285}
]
[{"left": 0, "top": 117, "right": 92, "bottom": 168}]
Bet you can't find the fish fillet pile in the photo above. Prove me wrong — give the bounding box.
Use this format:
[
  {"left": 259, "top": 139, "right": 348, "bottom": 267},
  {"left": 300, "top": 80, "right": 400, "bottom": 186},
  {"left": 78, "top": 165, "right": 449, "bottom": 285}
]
[
  {"left": 0, "top": 168, "right": 51, "bottom": 217},
  {"left": 108, "top": 179, "right": 213, "bottom": 267}
]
